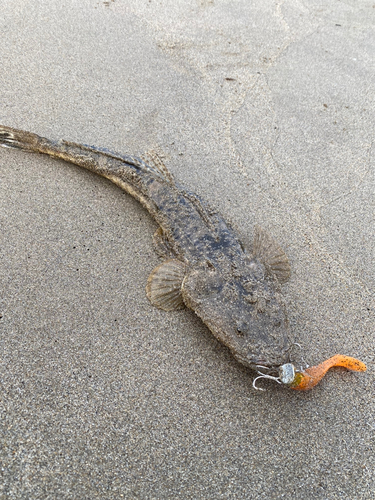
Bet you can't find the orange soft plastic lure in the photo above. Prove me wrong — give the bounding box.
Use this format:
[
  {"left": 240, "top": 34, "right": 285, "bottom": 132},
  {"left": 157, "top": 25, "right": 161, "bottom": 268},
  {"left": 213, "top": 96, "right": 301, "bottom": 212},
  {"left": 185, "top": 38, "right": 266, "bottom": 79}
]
[
  {"left": 287, "top": 355, "right": 367, "bottom": 391},
  {"left": 253, "top": 354, "right": 367, "bottom": 391}
]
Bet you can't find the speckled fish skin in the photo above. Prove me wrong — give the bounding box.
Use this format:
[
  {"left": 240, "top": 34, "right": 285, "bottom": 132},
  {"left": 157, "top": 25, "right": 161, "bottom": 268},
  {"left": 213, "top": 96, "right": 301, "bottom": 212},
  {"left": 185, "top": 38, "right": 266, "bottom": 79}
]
[{"left": 0, "top": 125, "right": 291, "bottom": 371}]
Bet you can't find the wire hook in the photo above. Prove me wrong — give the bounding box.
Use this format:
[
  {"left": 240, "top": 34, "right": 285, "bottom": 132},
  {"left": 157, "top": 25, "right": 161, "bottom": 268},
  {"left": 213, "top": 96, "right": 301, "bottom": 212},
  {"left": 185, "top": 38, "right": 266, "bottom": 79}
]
[
  {"left": 287, "top": 342, "right": 309, "bottom": 370},
  {"left": 252, "top": 366, "right": 282, "bottom": 391}
]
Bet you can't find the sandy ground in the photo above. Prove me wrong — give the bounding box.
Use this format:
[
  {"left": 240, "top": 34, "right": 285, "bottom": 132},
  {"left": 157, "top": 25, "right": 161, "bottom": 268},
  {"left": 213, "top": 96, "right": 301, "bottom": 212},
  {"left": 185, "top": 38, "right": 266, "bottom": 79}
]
[{"left": 0, "top": 1, "right": 374, "bottom": 498}]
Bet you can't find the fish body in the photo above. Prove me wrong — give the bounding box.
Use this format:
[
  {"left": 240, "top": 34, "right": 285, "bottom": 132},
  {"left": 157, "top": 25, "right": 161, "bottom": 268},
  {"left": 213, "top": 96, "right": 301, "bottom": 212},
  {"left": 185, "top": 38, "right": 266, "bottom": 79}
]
[{"left": 0, "top": 125, "right": 292, "bottom": 371}]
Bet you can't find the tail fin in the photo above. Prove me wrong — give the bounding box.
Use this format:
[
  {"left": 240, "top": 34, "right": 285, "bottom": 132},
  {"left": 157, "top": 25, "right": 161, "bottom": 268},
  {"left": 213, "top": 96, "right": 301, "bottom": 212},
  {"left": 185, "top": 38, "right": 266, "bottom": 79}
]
[
  {"left": 0, "top": 125, "right": 45, "bottom": 153},
  {"left": 0, "top": 125, "right": 176, "bottom": 186}
]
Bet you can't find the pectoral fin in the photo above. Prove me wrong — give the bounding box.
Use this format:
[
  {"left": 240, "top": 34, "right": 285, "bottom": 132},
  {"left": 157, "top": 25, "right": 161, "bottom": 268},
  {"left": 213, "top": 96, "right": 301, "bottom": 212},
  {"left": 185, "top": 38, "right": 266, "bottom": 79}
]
[
  {"left": 253, "top": 225, "right": 291, "bottom": 283},
  {"left": 146, "top": 259, "right": 187, "bottom": 311}
]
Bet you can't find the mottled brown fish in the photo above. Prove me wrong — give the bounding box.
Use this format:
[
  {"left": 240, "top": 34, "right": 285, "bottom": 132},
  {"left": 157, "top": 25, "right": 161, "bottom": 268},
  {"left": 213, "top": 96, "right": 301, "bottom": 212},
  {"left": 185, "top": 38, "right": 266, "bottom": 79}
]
[{"left": 0, "top": 126, "right": 366, "bottom": 390}]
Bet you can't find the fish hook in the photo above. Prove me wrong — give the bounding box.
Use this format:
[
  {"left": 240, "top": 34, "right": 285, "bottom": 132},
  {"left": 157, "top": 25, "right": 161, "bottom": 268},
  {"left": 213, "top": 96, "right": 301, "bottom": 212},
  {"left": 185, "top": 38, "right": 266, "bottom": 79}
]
[
  {"left": 287, "top": 342, "right": 309, "bottom": 370},
  {"left": 252, "top": 366, "right": 282, "bottom": 391}
]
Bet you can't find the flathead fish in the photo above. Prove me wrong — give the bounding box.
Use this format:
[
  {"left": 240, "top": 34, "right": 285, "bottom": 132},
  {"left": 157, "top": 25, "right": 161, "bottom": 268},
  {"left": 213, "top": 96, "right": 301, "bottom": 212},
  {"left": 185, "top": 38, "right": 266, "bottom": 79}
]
[{"left": 0, "top": 126, "right": 366, "bottom": 390}]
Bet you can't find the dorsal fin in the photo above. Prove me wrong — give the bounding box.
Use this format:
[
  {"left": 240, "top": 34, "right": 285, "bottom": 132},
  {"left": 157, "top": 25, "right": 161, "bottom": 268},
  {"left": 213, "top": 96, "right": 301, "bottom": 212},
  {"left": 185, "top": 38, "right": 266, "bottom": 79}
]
[
  {"left": 253, "top": 225, "right": 291, "bottom": 284},
  {"left": 142, "top": 146, "right": 175, "bottom": 185},
  {"left": 60, "top": 140, "right": 149, "bottom": 169}
]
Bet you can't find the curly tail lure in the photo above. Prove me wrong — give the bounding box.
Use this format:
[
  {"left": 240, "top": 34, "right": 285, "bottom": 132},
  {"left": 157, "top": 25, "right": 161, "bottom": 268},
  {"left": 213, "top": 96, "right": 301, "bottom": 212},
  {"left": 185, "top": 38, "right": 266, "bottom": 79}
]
[{"left": 253, "top": 354, "right": 367, "bottom": 391}]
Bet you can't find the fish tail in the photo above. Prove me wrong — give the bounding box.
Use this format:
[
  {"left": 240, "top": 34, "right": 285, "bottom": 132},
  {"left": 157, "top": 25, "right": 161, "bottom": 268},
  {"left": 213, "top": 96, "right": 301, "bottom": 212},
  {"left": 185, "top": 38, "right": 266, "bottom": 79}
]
[
  {"left": 0, "top": 125, "right": 173, "bottom": 211},
  {"left": 0, "top": 125, "right": 113, "bottom": 176},
  {"left": 0, "top": 125, "right": 173, "bottom": 184},
  {"left": 0, "top": 125, "right": 48, "bottom": 153}
]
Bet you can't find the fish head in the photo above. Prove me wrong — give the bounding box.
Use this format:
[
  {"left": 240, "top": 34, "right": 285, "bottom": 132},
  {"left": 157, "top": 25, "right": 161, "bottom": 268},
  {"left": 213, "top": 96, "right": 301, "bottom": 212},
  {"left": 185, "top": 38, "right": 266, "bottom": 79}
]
[{"left": 181, "top": 259, "right": 290, "bottom": 371}]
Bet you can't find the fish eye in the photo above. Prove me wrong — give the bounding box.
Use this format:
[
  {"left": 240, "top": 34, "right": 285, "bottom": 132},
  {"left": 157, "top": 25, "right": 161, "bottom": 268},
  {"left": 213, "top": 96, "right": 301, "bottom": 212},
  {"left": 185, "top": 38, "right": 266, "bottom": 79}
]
[
  {"left": 236, "top": 324, "right": 245, "bottom": 336},
  {"left": 235, "top": 319, "right": 250, "bottom": 337}
]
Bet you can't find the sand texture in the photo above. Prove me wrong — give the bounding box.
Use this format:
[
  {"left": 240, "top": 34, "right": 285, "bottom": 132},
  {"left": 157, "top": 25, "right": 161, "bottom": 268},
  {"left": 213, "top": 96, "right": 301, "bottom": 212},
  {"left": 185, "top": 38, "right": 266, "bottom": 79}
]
[{"left": 0, "top": 1, "right": 374, "bottom": 498}]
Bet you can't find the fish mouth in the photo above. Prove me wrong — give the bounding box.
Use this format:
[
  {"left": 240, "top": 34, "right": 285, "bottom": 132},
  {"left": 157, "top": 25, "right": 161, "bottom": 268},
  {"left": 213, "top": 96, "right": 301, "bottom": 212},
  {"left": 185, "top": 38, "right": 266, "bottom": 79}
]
[
  {"left": 254, "top": 361, "right": 280, "bottom": 376},
  {"left": 255, "top": 358, "right": 269, "bottom": 366}
]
